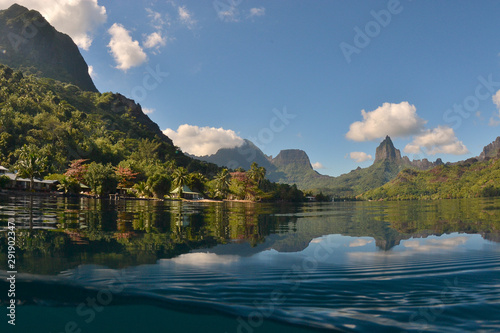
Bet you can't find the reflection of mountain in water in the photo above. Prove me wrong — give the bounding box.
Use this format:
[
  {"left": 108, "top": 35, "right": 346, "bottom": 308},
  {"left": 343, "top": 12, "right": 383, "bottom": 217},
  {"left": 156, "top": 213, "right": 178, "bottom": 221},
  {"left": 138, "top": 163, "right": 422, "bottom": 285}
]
[{"left": 1, "top": 195, "right": 499, "bottom": 274}]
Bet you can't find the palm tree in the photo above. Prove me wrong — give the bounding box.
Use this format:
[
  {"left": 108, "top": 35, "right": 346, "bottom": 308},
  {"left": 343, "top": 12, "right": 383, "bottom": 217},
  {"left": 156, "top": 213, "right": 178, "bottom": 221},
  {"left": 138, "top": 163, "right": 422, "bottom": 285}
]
[
  {"left": 248, "top": 162, "right": 266, "bottom": 186},
  {"left": 14, "top": 144, "right": 48, "bottom": 190},
  {"left": 172, "top": 167, "right": 189, "bottom": 198},
  {"left": 133, "top": 181, "right": 152, "bottom": 198},
  {"left": 214, "top": 168, "right": 230, "bottom": 199}
]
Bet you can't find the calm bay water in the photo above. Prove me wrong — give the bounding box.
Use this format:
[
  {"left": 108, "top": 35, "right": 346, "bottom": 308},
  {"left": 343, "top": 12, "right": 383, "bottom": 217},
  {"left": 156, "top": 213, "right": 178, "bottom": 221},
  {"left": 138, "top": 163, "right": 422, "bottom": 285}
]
[{"left": 1, "top": 194, "right": 499, "bottom": 332}]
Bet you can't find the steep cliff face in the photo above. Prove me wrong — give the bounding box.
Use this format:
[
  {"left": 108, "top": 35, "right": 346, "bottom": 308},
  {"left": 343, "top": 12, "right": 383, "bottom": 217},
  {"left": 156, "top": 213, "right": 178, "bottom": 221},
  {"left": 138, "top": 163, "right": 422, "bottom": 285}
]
[
  {"left": 0, "top": 4, "right": 97, "bottom": 92},
  {"left": 478, "top": 137, "right": 500, "bottom": 160},
  {"left": 272, "top": 149, "right": 313, "bottom": 169},
  {"left": 374, "top": 136, "right": 402, "bottom": 163}
]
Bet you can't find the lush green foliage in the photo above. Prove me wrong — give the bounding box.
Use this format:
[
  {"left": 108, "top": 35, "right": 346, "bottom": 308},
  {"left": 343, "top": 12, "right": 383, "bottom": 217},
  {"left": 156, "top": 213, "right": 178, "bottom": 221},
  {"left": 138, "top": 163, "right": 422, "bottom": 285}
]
[
  {"left": 0, "top": 65, "right": 216, "bottom": 174},
  {"left": 0, "top": 64, "right": 309, "bottom": 202},
  {"left": 362, "top": 158, "right": 500, "bottom": 200},
  {"left": 13, "top": 143, "right": 48, "bottom": 189},
  {"left": 273, "top": 159, "right": 406, "bottom": 198}
]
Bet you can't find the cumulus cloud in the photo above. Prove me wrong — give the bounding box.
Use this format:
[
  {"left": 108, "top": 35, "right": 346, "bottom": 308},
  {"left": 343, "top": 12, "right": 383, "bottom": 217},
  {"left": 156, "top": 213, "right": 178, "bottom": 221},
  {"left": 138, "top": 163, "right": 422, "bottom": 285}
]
[
  {"left": 0, "top": 0, "right": 107, "bottom": 50},
  {"left": 346, "top": 102, "right": 427, "bottom": 142},
  {"left": 143, "top": 108, "right": 154, "bottom": 115},
  {"left": 349, "top": 152, "right": 373, "bottom": 163},
  {"left": 178, "top": 6, "right": 196, "bottom": 29},
  {"left": 144, "top": 32, "right": 166, "bottom": 49},
  {"left": 107, "top": 23, "right": 147, "bottom": 71},
  {"left": 163, "top": 124, "right": 244, "bottom": 156},
  {"left": 312, "top": 162, "right": 325, "bottom": 170},
  {"left": 404, "top": 126, "right": 469, "bottom": 155},
  {"left": 249, "top": 7, "right": 265, "bottom": 17}
]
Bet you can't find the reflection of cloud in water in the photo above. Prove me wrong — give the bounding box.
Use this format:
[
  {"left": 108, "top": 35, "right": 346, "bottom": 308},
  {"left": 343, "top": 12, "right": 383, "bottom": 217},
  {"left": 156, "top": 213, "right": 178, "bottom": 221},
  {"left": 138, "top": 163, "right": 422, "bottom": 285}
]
[
  {"left": 348, "top": 234, "right": 478, "bottom": 259},
  {"left": 349, "top": 238, "right": 374, "bottom": 247},
  {"left": 403, "top": 236, "right": 468, "bottom": 251},
  {"left": 170, "top": 252, "right": 240, "bottom": 266}
]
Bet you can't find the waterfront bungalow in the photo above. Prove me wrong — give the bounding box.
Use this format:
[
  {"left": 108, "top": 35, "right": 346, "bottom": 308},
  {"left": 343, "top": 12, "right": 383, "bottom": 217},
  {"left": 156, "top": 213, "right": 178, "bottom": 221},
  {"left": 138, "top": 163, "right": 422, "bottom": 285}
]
[
  {"left": 0, "top": 166, "right": 59, "bottom": 191},
  {"left": 170, "top": 185, "right": 203, "bottom": 200}
]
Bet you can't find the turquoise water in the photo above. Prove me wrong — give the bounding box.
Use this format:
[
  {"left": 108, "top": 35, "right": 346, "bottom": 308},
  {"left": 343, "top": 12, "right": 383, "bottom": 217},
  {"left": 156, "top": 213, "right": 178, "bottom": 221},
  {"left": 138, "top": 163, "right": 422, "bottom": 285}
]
[{"left": 1, "top": 195, "right": 500, "bottom": 332}]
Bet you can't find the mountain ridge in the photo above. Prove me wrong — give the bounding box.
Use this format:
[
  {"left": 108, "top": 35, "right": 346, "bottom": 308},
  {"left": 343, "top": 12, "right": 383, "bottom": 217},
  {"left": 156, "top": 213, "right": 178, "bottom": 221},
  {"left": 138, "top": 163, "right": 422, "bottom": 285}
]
[
  {"left": 192, "top": 135, "right": 490, "bottom": 197},
  {"left": 0, "top": 4, "right": 97, "bottom": 92}
]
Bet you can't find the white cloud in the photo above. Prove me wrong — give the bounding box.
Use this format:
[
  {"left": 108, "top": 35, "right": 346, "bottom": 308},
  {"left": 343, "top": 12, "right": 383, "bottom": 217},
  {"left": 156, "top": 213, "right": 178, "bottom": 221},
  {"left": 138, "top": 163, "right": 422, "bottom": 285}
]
[
  {"left": 489, "top": 90, "right": 500, "bottom": 126},
  {"left": 143, "top": 108, "right": 154, "bottom": 115},
  {"left": 249, "top": 7, "right": 265, "bottom": 17},
  {"left": 144, "top": 32, "right": 166, "bottom": 49},
  {"left": 178, "top": 6, "right": 196, "bottom": 29},
  {"left": 163, "top": 124, "right": 244, "bottom": 156},
  {"left": 403, "top": 236, "right": 469, "bottom": 252},
  {"left": 312, "top": 162, "right": 325, "bottom": 170},
  {"left": 349, "top": 238, "right": 373, "bottom": 248},
  {"left": 404, "top": 126, "right": 469, "bottom": 155},
  {"left": 489, "top": 117, "right": 500, "bottom": 127},
  {"left": 88, "top": 65, "right": 95, "bottom": 78},
  {"left": 107, "top": 23, "right": 147, "bottom": 71},
  {"left": 170, "top": 252, "right": 239, "bottom": 266},
  {"left": 0, "top": 0, "right": 107, "bottom": 50},
  {"left": 493, "top": 90, "right": 500, "bottom": 109},
  {"left": 346, "top": 102, "right": 427, "bottom": 142},
  {"left": 216, "top": 4, "right": 240, "bottom": 22},
  {"left": 349, "top": 152, "right": 373, "bottom": 163},
  {"left": 146, "top": 8, "right": 167, "bottom": 30}
]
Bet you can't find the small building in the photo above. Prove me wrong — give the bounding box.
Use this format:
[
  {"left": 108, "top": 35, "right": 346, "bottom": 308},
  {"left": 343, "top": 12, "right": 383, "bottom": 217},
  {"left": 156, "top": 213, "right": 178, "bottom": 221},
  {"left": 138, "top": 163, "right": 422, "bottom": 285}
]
[
  {"left": 0, "top": 166, "right": 59, "bottom": 191},
  {"left": 170, "top": 185, "right": 203, "bottom": 200}
]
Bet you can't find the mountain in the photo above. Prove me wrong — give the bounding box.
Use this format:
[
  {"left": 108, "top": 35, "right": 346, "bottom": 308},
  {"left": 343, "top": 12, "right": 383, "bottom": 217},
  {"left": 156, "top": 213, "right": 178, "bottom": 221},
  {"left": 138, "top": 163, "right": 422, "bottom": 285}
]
[
  {"left": 0, "top": 4, "right": 97, "bottom": 92},
  {"left": 192, "top": 139, "right": 276, "bottom": 172},
  {"left": 269, "top": 149, "right": 325, "bottom": 184},
  {"left": 478, "top": 136, "right": 500, "bottom": 160},
  {"left": 0, "top": 63, "right": 211, "bottom": 173},
  {"left": 0, "top": 5, "right": 222, "bottom": 176},
  {"left": 362, "top": 157, "right": 500, "bottom": 200},
  {"left": 192, "top": 136, "right": 442, "bottom": 196},
  {"left": 363, "top": 136, "right": 500, "bottom": 200},
  {"left": 374, "top": 135, "right": 402, "bottom": 162}
]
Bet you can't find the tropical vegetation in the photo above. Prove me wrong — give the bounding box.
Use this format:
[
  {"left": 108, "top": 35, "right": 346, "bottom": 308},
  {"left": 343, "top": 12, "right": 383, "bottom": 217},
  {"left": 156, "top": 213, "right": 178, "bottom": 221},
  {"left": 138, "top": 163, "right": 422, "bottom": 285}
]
[{"left": 362, "top": 157, "right": 500, "bottom": 200}]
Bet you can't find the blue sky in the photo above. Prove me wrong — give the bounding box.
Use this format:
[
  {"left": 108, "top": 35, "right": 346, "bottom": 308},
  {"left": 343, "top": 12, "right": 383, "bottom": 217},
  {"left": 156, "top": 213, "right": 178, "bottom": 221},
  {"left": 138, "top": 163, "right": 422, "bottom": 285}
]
[{"left": 2, "top": 0, "right": 500, "bottom": 176}]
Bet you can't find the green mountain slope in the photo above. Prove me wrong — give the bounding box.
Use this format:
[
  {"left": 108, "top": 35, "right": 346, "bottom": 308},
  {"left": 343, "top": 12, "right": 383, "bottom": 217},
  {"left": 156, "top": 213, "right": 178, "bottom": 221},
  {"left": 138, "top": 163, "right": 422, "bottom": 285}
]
[
  {"left": 0, "top": 4, "right": 97, "bottom": 92},
  {"left": 362, "top": 154, "right": 500, "bottom": 200},
  {"left": 0, "top": 64, "right": 217, "bottom": 175},
  {"left": 193, "top": 136, "right": 443, "bottom": 197},
  {"left": 270, "top": 137, "right": 442, "bottom": 197}
]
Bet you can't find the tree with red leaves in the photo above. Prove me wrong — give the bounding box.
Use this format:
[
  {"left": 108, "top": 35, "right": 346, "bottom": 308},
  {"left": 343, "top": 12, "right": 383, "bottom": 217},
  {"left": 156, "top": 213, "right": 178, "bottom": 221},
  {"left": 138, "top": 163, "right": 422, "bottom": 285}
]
[
  {"left": 115, "top": 166, "right": 139, "bottom": 188},
  {"left": 64, "top": 159, "right": 89, "bottom": 183}
]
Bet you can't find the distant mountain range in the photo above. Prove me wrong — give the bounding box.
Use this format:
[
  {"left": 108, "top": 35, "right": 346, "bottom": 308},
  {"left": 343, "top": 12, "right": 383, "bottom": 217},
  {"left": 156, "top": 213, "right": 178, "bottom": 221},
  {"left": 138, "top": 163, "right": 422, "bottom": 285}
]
[
  {"left": 193, "top": 135, "right": 500, "bottom": 197},
  {"left": 0, "top": 4, "right": 97, "bottom": 92}
]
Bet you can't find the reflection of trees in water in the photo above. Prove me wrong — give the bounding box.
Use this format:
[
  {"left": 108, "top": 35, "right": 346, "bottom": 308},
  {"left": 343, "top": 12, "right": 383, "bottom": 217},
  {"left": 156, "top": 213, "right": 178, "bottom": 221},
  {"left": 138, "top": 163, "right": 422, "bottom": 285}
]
[
  {"left": 1, "top": 195, "right": 499, "bottom": 274},
  {"left": 381, "top": 198, "right": 500, "bottom": 236}
]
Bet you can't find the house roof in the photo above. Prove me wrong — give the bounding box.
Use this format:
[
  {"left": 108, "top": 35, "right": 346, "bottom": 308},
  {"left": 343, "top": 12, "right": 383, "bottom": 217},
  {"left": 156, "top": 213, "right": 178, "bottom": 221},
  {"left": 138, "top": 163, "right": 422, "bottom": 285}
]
[
  {"left": 170, "top": 185, "right": 200, "bottom": 195},
  {"left": 0, "top": 166, "right": 9, "bottom": 172},
  {"left": 1, "top": 172, "right": 59, "bottom": 184}
]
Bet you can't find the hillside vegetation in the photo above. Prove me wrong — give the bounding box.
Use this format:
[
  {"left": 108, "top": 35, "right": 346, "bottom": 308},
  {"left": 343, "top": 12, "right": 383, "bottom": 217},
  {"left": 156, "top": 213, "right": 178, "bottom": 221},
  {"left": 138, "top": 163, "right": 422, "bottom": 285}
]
[
  {"left": 362, "top": 157, "right": 500, "bottom": 200},
  {"left": 0, "top": 64, "right": 214, "bottom": 174}
]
